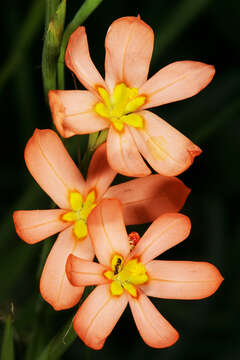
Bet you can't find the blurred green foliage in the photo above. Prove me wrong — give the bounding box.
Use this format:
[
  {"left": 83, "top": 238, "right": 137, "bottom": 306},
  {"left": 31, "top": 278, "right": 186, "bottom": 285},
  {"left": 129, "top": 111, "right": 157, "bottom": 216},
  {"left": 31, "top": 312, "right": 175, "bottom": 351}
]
[{"left": 0, "top": 0, "right": 239, "bottom": 359}]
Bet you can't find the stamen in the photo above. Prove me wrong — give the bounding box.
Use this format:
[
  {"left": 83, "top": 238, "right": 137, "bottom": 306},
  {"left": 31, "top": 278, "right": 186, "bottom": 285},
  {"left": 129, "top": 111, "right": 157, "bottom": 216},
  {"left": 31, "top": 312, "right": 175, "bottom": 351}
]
[
  {"left": 105, "top": 253, "right": 148, "bottom": 298},
  {"left": 62, "top": 190, "right": 96, "bottom": 239},
  {"left": 94, "top": 83, "right": 145, "bottom": 132}
]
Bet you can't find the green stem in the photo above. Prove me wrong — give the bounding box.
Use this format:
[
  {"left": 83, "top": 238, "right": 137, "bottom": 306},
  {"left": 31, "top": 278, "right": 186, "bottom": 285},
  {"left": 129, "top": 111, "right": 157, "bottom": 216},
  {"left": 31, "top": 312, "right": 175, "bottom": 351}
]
[
  {"left": 0, "top": 0, "right": 45, "bottom": 92},
  {"left": 81, "top": 129, "right": 108, "bottom": 175},
  {"left": 81, "top": 132, "right": 99, "bottom": 176},
  {"left": 88, "top": 132, "right": 100, "bottom": 150},
  {"left": 57, "top": 0, "right": 104, "bottom": 89},
  {"left": 42, "top": 0, "right": 66, "bottom": 100},
  {"left": 95, "top": 128, "right": 108, "bottom": 147},
  {"left": 44, "top": 0, "right": 61, "bottom": 33}
]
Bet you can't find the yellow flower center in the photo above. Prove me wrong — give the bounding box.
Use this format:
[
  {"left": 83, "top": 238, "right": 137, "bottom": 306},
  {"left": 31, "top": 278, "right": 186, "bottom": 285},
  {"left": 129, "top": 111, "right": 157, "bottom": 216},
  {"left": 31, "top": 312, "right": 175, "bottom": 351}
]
[
  {"left": 62, "top": 190, "right": 96, "bottom": 239},
  {"left": 104, "top": 254, "right": 148, "bottom": 297},
  {"left": 94, "top": 83, "right": 146, "bottom": 132}
]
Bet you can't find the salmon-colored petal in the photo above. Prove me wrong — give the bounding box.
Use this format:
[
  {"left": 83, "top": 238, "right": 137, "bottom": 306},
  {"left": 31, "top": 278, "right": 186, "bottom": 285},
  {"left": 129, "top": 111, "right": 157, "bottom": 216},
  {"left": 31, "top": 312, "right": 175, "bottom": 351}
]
[
  {"left": 140, "top": 61, "right": 215, "bottom": 109},
  {"left": 107, "top": 125, "right": 151, "bottom": 178},
  {"left": 87, "top": 199, "right": 130, "bottom": 266},
  {"left": 73, "top": 284, "right": 128, "bottom": 350},
  {"left": 49, "top": 90, "right": 109, "bottom": 138},
  {"left": 141, "top": 260, "right": 224, "bottom": 299},
  {"left": 105, "top": 16, "right": 154, "bottom": 92},
  {"left": 25, "top": 129, "right": 85, "bottom": 209},
  {"left": 128, "top": 292, "right": 179, "bottom": 348},
  {"left": 104, "top": 174, "right": 190, "bottom": 225},
  {"left": 85, "top": 143, "right": 116, "bottom": 200},
  {"left": 65, "top": 26, "right": 105, "bottom": 95},
  {"left": 66, "top": 254, "right": 109, "bottom": 287},
  {"left": 130, "top": 111, "right": 202, "bottom": 176},
  {"left": 40, "top": 226, "right": 94, "bottom": 310},
  {"left": 129, "top": 213, "right": 191, "bottom": 264},
  {"left": 13, "top": 209, "right": 69, "bottom": 244}
]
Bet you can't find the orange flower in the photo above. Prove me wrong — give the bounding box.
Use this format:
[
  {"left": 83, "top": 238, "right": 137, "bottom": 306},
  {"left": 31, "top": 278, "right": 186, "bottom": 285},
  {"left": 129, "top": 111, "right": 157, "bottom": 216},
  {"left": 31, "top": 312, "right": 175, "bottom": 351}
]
[
  {"left": 13, "top": 129, "right": 190, "bottom": 310},
  {"left": 66, "top": 199, "right": 223, "bottom": 350},
  {"left": 49, "top": 16, "right": 215, "bottom": 177}
]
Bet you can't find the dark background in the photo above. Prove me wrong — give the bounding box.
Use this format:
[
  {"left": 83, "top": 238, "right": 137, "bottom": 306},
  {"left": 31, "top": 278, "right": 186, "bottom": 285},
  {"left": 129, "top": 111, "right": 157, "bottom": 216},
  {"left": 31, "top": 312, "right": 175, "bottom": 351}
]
[{"left": 1, "top": 0, "right": 239, "bottom": 359}]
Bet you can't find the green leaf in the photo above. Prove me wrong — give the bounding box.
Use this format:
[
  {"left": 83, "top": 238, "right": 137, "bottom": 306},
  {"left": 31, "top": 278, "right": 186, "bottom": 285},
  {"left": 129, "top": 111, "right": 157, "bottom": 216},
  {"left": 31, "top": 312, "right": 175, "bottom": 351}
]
[
  {"left": 36, "top": 317, "right": 77, "bottom": 360},
  {"left": 57, "top": 0, "right": 104, "bottom": 89},
  {"left": 0, "top": 313, "right": 15, "bottom": 360}
]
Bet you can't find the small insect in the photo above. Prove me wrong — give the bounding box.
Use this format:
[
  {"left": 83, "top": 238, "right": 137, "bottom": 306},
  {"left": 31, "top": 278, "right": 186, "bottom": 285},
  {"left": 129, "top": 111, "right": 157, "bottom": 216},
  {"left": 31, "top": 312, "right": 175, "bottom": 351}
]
[
  {"left": 128, "top": 231, "right": 140, "bottom": 249},
  {"left": 114, "top": 258, "right": 122, "bottom": 275}
]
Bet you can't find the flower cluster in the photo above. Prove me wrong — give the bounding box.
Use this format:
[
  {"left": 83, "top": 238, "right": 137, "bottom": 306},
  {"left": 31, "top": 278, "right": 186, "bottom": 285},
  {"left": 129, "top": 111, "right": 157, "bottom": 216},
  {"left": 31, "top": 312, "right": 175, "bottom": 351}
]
[{"left": 13, "top": 16, "right": 223, "bottom": 350}]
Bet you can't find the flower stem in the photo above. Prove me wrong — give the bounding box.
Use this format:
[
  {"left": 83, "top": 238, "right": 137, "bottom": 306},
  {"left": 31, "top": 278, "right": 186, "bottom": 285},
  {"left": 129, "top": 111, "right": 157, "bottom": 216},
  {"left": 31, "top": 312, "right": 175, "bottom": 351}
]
[
  {"left": 81, "top": 129, "right": 108, "bottom": 177},
  {"left": 95, "top": 129, "right": 108, "bottom": 147},
  {"left": 44, "top": 0, "right": 61, "bottom": 33},
  {"left": 57, "top": 0, "right": 104, "bottom": 90},
  {"left": 42, "top": 0, "right": 66, "bottom": 101}
]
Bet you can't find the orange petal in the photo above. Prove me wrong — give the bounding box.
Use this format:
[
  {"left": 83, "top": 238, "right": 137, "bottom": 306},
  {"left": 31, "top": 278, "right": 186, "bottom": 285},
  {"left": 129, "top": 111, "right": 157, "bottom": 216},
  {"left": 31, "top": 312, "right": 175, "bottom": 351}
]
[
  {"left": 141, "top": 260, "right": 224, "bottom": 299},
  {"left": 13, "top": 209, "right": 69, "bottom": 244},
  {"left": 65, "top": 26, "right": 105, "bottom": 95},
  {"left": 130, "top": 110, "right": 202, "bottom": 176},
  {"left": 49, "top": 90, "right": 109, "bottom": 138},
  {"left": 25, "top": 129, "right": 85, "bottom": 209},
  {"left": 104, "top": 174, "right": 190, "bottom": 225},
  {"left": 129, "top": 213, "right": 191, "bottom": 264},
  {"left": 40, "top": 226, "right": 94, "bottom": 310},
  {"left": 73, "top": 284, "right": 128, "bottom": 350},
  {"left": 105, "top": 16, "right": 154, "bottom": 92},
  {"left": 128, "top": 292, "right": 179, "bottom": 348},
  {"left": 85, "top": 143, "right": 116, "bottom": 200},
  {"left": 107, "top": 125, "right": 151, "bottom": 178},
  {"left": 87, "top": 199, "right": 130, "bottom": 266},
  {"left": 140, "top": 61, "right": 215, "bottom": 109},
  {"left": 66, "top": 254, "right": 109, "bottom": 287}
]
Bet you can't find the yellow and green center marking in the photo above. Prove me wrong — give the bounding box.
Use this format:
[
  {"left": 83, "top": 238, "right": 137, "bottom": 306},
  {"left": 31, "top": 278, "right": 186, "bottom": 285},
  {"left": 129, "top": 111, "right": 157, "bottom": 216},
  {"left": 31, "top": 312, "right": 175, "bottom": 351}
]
[
  {"left": 62, "top": 190, "right": 96, "bottom": 239},
  {"left": 104, "top": 254, "right": 148, "bottom": 297},
  {"left": 94, "top": 83, "right": 146, "bottom": 132}
]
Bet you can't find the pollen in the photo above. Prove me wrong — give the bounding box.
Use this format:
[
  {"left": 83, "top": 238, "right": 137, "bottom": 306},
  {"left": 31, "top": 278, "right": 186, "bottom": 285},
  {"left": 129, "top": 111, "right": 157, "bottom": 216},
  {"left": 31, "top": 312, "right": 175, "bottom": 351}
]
[
  {"left": 104, "top": 254, "right": 148, "bottom": 297},
  {"left": 62, "top": 190, "right": 96, "bottom": 239},
  {"left": 94, "top": 83, "right": 146, "bottom": 132}
]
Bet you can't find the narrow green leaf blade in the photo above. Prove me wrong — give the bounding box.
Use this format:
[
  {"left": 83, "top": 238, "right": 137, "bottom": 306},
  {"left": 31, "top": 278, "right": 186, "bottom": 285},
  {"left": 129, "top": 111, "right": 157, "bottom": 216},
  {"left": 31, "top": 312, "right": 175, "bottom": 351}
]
[{"left": 0, "top": 314, "right": 15, "bottom": 360}]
